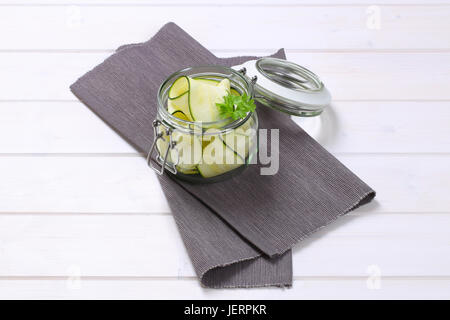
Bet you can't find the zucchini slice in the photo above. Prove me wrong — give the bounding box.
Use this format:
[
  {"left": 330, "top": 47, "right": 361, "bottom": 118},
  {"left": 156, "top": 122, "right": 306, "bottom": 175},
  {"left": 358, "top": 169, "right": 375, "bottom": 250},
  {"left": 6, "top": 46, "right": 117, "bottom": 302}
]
[
  {"left": 221, "top": 130, "right": 251, "bottom": 159},
  {"left": 220, "top": 118, "right": 256, "bottom": 158},
  {"left": 157, "top": 130, "right": 202, "bottom": 173},
  {"left": 168, "top": 92, "right": 191, "bottom": 121},
  {"left": 202, "top": 128, "right": 221, "bottom": 142},
  {"left": 168, "top": 76, "right": 192, "bottom": 120},
  {"left": 193, "top": 78, "right": 220, "bottom": 87},
  {"left": 170, "top": 110, "right": 190, "bottom": 121},
  {"left": 189, "top": 78, "right": 230, "bottom": 122},
  {"left": 168, "top": 76, "right": 189, "bottom": 99},
  {"left": 194, "top": 77, "right": 240, "bottom": 96},
  {"left": 169, "top": 76, "right": 239, "bottom": 123},
  {"left": 196, "top": 163, "right": 218, "bottom": 178},
  {"left": 176, "top": 165, "right": 199, "bottom": 175},
  {"left": 170, "top": 131, "right": 202, "bottom": 167},
  {"left": 230, "top": 88, "right": 240, "bottom": 96},
  {"left": 198, "top": 137, "right": 244, "bottom": 178}
]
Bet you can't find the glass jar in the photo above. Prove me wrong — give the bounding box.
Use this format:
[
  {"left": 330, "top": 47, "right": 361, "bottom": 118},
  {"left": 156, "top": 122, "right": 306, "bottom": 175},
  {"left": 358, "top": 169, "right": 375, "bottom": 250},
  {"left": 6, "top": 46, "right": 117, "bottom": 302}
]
[
  {"left": 148, "top": 66, "right": 258, "bottom": 183},
  {"left": 148, "top": 58, "right": 331, "bottom": 183}
]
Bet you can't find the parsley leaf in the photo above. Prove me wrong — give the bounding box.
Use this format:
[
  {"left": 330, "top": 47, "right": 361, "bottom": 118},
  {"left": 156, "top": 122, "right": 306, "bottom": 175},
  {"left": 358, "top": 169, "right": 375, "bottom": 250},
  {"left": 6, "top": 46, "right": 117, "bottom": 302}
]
[{"left": 216, "top": 93, "right": 256, "bottom": 120}]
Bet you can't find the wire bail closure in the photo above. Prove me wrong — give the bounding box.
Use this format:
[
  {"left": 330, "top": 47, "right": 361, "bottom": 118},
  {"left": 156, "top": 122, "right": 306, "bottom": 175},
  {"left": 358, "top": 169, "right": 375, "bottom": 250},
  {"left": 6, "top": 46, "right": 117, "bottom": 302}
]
[{"left": 146, "top": 120, "right": 178, "bottom": 175}]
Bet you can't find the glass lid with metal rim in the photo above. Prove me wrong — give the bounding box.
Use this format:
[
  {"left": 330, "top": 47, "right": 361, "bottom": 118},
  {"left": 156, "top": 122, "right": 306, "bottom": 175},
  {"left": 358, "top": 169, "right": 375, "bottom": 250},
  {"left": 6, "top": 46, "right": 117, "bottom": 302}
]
[{"left": 233, "top": 57, "right": 331, "bottom": 117}]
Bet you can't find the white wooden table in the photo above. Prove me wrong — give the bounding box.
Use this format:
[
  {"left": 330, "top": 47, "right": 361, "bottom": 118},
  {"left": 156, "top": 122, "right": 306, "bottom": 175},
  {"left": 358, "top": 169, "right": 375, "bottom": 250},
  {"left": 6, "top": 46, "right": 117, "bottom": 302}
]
[{"left": 0, "top": 0, "right": 449, "bottom": 299}]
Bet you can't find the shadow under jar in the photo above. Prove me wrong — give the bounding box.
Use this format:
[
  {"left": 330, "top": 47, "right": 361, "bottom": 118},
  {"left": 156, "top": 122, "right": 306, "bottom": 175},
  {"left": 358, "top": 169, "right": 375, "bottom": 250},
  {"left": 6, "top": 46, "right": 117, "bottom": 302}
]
[{"left": 148, "top": 58, "right": 331, "bottom": 183}]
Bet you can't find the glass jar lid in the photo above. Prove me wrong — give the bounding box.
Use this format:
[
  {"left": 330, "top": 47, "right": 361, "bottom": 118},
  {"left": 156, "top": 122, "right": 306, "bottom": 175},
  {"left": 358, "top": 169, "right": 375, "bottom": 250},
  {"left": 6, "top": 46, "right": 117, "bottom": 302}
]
[{"left": 234, "top": 58, "right": 331, "bottom": 117}]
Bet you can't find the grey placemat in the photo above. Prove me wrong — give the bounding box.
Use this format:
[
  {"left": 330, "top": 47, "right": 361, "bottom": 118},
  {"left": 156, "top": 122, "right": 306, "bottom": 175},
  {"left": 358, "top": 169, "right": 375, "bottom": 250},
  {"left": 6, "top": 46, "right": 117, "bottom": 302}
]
[{"left": 70, "top": 22, "right": 375, "bottom": 288}]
